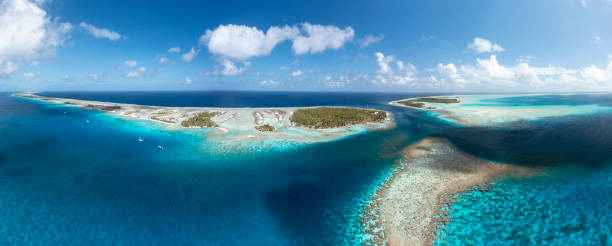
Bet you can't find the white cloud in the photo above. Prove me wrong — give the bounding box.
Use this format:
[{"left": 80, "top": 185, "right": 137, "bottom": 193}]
[
  {"left": 63, "top": 74, "right": 72, "bottom": 82},
  {"left": 125, "top": 66, "right": 146, "bottom": 78},
  {"left": 292, "top": 70, "right": 303, "bottom": 77},
  {"left": 214, "top": 59, "right": 249, "bottom": 76},
  {"left": 292, "top": 23, "right": 354, "bottom": 55},
  {"left": 260, "top": 80, "right": 279, "bottom": 86},
  {"left": 591, "top": 34, "right": 602, "bottom": 44},
  {"left": 181, "top": 47, "right": 198, "bottom": 62},
  {"left": 435, "top": 55, "right": 539, "bottom": 87},
  {"left": 199, "top": 24, "right": 299, "bottom": 60},
  {"left": 30, "top": 60, "right": 39, "bottom": 66},
  {"left": 468, "top": 37, "right": 505, "bottom": 53},
  {"left": 79, "top": 22, "right": 123, "bottom": 41},
  {"left": 23, "top": 71, "right": 39, "bottom": 79},
  {"left": 516, "top": 56, "right": 535, "bottom": 64},
  {"left": 159, "top": 57, "right": 168, "bottom": 64},
  {"left": 280, "top": 65, "right": 290, "bottom": 71},
  {"left": 123, "top": 60, "right": 137, "bottom": 67},
  {"left": 324, "top": 75, "right": 351, "bottom": 88},
  {"left": 0, "top": 60, "right": 19, "bottom": 76},
  {"left": 609, "top": 53, "right": 612, "bottom": 60},
  {"left": 87, "top": 74, "right": 99, "bottom": 81},
  {"left": 372, "top": 52, "right": 417, "bottom": 85},
  {"left": 168, "top": 47, "right": 181, "bottom": 53},
  {"left": 357, "top": 34, "right": 383, "bottom": 48},
  {"left": 582, "top": 0, "right": 589, "bottom": 6},
  {"left": 434, "top": 55, "right": 612, "bottom": 89},
  {"left": 185, "top": 77, "right": 192, "bottom": 84},
  {"left": 198, "top": 23, "right": 354, "bottom": 76},
  {"left": 0, "top": 0, "right": 72, "bottom": 75}
]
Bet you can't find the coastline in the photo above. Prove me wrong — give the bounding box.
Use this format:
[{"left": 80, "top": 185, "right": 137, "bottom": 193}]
[
  {"left": 390, "top": 94, "right": 611, "bottom": 127},
  {"left": 14, "top": 93, "right": 394, "bottom": 144},
  {"left": 362, "top": 137, "right": 532, "bottom": 245}
]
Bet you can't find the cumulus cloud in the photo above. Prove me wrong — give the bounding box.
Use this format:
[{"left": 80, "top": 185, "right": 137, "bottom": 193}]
[
  {"left": 123, "top": 60, "right": 137, "bottom": 67},
  {"left": 199, "top": 24, "right": 299, "bottom": 60},
  {"left": 213, "top": 59, "right": 249, "bottom": 76},
  {"left": 435, "top": 55, "right": 538, "bottom": 87},
  {"left": 23, "top": 71, "right": 39, "bottom": 79},
  {"left": 590, "top": 34, "right": 602, "bottom": 44},
  {"left": 372, "top": 52, "right": 417, "bottom": 85},
  {"left": 125, "top": 66, "right": 146, "bottom": 78},
  {"left": 260, "top": 80, "right": 279, "bottom": 86},
  {"left": 181, "top": 47, "right": 198, "bottom": 62},
  {"left": 0, "top": 0, "right": 72, "bottom": 75},
  {"left": 434, "top": 55, "right": 612, "bottom": 89},
  {"left": 292, "top": 23, "right": 354, "bottom": 55},
  {"left": 468, "top": 37, "right": 505, "bottom": 53},
  {"left": 280, "top": 65, "right": 290, "bottom": 71},
  {"left": 168, "top": 47, "right": 181, "bottom": 53},
  {"left": 0, "top": 60, "right": 19, "bottom": 76},
  {"left": 198, "top": 23, "right": 354, "bottom": 75},
  {"left": 292, "top": 70, "right": 303, "bottom": 77},
  {"left": 159, "top": 57, "right": 168, "bottom": 64},
  {"left": 324, "top": 75, "right": 352, "bottom": 88},
  {"left": 357, "top": 34, "right": 383, "bottom": 48},
  {"left": 185, "top": 77, "right": 192, "bottom": 84},
  {"left": 79, "top": 22, "right": 123, "bottom": 41}
]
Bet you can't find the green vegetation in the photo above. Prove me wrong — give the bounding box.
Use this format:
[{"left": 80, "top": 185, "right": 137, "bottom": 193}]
[
  {"left": 255, "top": 124, "right": 275, "bottom": 132},
  {"left": 397, "top": 97, "right": 459, "bottom": 108},
  {"left": 290, "top": 107, "right": 386, "bottom": 129},
  {"left": 398, "top": 101, "right": 425, "bottom": 108},
  {"left": 100, "top": 105, "right": 121, "bottom": 111},
  {"left": 181, "top": 112, "right": 219, "bottom": 128},
  {"left": 64, "top": 101, "right": 76, "bottom": 105},
  {"left": 150, "top": 116, "right": 176, "bottom": 124}
]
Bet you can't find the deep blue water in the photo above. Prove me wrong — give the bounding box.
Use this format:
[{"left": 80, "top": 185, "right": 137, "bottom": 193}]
[
  {"left": 2, "top": 91, "right": 612, "bottom": 245},
  {"left": 0, "top": 91, "right": 445, "bottom": 245},
  {"left": 37, "top": 91, "right": 448, "bottom": 108}
]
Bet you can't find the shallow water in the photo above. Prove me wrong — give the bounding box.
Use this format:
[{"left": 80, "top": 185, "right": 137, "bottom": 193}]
[
  {"left": 0, "top": 92, "right": 444, "bottom": 245},
  {"left": 2, "top": 91, "right": 612, "bottom": 245}
]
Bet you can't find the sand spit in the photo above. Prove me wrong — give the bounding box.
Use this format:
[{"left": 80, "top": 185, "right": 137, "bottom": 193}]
[
  {"left": 15, "top": 93, "right": 394, "bottom": 144},
  {"left": 363, "top": 137, "right": 531, "bottom": 246}
]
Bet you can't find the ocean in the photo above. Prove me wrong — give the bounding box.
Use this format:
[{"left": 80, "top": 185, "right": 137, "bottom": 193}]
[{"left": 1, "top": 91, "right": 611, "bottom": 245}]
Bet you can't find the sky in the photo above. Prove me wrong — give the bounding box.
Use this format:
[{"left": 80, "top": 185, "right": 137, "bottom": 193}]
[{"left": 1, "top": 0, "right": 612, "bottom": 92}]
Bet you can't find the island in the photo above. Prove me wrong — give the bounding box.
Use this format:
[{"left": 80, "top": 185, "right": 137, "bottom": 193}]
[
  {"left": 390, "top": 94, "right": 609, "bottom": 126},
  {"left": 394, "top": 97, "right": 459, "bottom": 109},
  {"left": 14, "top": 93, "right": 394, "bottom": 144}
]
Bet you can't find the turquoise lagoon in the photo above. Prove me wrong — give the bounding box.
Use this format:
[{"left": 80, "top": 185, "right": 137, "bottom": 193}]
[{"left": 2, "top": 91, "right": 612, "bottom": 245}]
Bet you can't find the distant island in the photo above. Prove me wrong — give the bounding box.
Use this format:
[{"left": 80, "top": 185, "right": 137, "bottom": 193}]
[
  {"left": 15, "top": 93, "right": 394, "bottom": 144},
  {"left": 392, "top": 97, "right": 460, "bottom": 109}
]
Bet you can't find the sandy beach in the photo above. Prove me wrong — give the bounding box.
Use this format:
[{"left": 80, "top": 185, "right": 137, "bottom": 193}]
[
  {"left": 14, "top": 93, "right": 394, "bottom": 144},
  {"left": 363, "top": 137, "right": 531, "bottom": 245}
]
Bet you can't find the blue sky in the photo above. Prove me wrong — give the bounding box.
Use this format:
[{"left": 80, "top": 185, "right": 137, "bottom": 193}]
[{"left": 1, "top": 0, "right": 612, "bottom": 92}]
